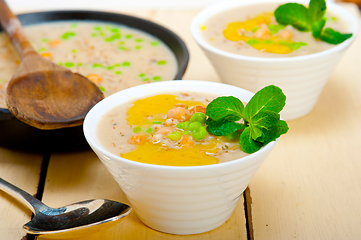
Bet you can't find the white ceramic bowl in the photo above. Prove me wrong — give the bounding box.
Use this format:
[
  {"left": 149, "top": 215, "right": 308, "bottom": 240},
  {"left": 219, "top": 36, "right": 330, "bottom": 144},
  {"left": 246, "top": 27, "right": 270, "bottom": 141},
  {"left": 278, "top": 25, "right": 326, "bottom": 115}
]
[
  {"left": 191, "top": 0, "right": 359, "bottom": 120},
  {"left": 83, "top": 80, "right": 277, "bottom": 235}
]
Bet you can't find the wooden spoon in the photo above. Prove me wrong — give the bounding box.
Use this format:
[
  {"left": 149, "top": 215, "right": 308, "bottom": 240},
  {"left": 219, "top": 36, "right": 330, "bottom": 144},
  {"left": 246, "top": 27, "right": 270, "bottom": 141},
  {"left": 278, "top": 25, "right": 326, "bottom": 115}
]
[{"left": 0, "top": 0, "right": 104, "bottom": 130}]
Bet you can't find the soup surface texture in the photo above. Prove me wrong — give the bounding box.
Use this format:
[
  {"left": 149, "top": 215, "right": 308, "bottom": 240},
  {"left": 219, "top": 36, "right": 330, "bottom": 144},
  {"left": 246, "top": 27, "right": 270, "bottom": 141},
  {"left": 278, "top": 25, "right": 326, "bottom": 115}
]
[
  {"left": 0, "top": 21, "right": 177, "bottom": 109},
  {"left": 97, "top": 93, "right": 248, "bottom": 166},
  {"left": 201, "top": 3, "right": 347, "bottom": 57}
]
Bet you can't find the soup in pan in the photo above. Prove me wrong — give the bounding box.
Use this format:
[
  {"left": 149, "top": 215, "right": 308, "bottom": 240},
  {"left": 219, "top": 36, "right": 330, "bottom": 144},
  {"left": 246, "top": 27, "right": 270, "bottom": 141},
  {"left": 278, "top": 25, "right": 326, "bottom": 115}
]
[{"left": 0, "top": 21, "right": 178, "bottom": 109}]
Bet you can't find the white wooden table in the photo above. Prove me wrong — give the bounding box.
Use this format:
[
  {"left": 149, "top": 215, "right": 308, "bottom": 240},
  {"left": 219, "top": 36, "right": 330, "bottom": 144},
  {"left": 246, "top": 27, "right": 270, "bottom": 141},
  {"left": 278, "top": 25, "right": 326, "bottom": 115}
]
[{"left": 1, "top": 3, "right": 360, "bottom": 240}]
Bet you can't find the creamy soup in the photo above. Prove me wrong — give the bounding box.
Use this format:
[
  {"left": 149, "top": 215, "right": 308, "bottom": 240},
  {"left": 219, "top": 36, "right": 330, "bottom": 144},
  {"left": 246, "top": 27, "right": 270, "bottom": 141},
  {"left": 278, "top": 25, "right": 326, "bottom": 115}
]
[
  {"left": 97, "top": 93, "right": 248, "bottom": 166},
  {"left": 201, "top": 3, "right": 348, "bottom": 57},
  {"left": 0, "top": 21, "right": 178, "bottom": 109}
]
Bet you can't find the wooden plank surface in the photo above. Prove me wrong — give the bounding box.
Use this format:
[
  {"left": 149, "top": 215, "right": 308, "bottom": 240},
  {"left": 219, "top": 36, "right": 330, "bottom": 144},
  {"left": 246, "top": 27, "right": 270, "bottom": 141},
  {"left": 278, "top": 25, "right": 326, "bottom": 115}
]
[
  {"left": 0, "top": 148, "right": 43, "bottom": 240},
  {"left": 1, "top": 4, "right": 360, "bottom": 240}
]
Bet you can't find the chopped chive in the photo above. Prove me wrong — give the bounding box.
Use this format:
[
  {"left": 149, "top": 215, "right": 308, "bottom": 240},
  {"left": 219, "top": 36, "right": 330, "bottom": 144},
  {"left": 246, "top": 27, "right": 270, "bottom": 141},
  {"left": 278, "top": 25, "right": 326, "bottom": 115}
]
[
  {"left": 58, "top": 63, "right": 63, "bottom": 66},
  {"left": 264, "top": 40, "right": 273, "bottom": 44},
  {"left": 71, "top": 49, "right": 77, "bottom": 53},
  {"left": 64, "top": 62, "right": 75, "bottom": 68},
  {"left": 133, "top": 126, "right": 142, "bottom": 133},
  {"left": 151, "top": 41, "right": 160, "bottom": 46},
  {"left": 146, "top": 128, "right": 153, "bottom": 134},
  {"left": 118, "top": 46, "right": 128, "bottom": 51},
  {"left": 37, "top": 47, "right": 47, "bottom": 52},
  {"left": 91, "top": 33, "right": 97, "bottom": 37},
  {"left": 114, "top": 71, "right": 122, "bottom": 75},
  {"left": 152, "top": 121, "right": 162, "bottom": 124},
  {"left": 135, "top": 46, "right": 142, "bottom": 50},
  {"left": 157, "top": 60, "right": 166, "bottom": 65},
  {"left": 143, "top": 78, "right": 149, "bottom": 81},
  {"left": 111, "top": 28, "right": 120, "bottom": 33},
  {"left": 92, "top": 63, "right": 103, "bottom": 68},
  {"left": 153, "top": 76, "right": 161, "bottom": 81},
  {"left": 251, "top": 26, "right": 260, "bottom": 33},
  {"left": 99, "top": 86, "right": 105, "bottom": 92},
  {"left": 247, "top": 39, "right": 260, "bottom": 45},
  {"left": 41, "top": 38, "right": 49, "bottom": 43},
  {"left": 135, "top": 39, "right": 143, "bottom": 42},
  {"left": 106, "top": 33, "right": 121, "bottom": 42},
  {"left": 94, "top": 26, "right": 102, "bottom": 31},
  {"left": 77, "top": 63, "right": 83, "bottom": 66},
  {"left": 61, "top": 32, "right": 76, "bottom": 40},
  {"left": 290, "top": 42, "right": 307, "bottom": 50},
  {"left": 118, "top": 41, "right": 125, "bottom": 45},
  {"left": 138, "top": 73, "right": 145, "bottom": 77},
  {"left": 122, "top": 62, "right": 130, "bottom": 67},
  {"left": 107, "top": 66, "right": 114, "bottom": 70},
  {"left": 125, "top": 34, "right": 133, "bottom": 39},
  {"left": 268, "top": 24, "right": 285, "bottom": 35}
]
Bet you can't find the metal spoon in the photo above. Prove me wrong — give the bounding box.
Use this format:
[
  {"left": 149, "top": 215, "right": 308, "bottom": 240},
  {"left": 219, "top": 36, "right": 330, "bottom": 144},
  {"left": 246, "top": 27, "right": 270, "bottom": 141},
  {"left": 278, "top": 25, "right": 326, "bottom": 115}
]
[
  {"left": 0, "top": 0, "right": 104, "bottom": 130},
  {"left": 0, "top": 177, "right": 131, "bottom": 238}
]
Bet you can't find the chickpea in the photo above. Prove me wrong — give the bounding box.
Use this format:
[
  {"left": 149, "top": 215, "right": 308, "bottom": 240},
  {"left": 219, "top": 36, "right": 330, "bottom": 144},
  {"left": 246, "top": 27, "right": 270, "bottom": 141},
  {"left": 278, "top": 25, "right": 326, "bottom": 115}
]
[
  {"left": 253, "top": 28, "right": 271, "bottom": 40},
  {"left": 164, "top": 118, "right": 179, "bottom": 126},
  {"left": 277, "top": 29, "right": 293, "bottom": 40},
  {"left": 151, "top": 134, "right": 163, "bottom": 144},
  {"left": 156, "top": 127, "right": 174, "bottom": 135},
  {"left": 189, "top": 105, "right": 206, "bottom": 114},
  {"left": 167, "top": 107, "right": 191, "bottom": 122}
]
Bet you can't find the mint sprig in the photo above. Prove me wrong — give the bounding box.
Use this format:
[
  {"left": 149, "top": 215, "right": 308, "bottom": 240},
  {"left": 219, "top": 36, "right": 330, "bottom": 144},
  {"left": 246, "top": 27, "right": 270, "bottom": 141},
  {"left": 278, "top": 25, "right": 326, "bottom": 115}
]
[
  {"left": 205, "top": 85, "right": 289, "bottom": 154},
  {"left": 274, "top": 3, "right": 311, "bottom": 32},
  {"left": 274, "top": 0, "right": 352, "bottom": 45}
]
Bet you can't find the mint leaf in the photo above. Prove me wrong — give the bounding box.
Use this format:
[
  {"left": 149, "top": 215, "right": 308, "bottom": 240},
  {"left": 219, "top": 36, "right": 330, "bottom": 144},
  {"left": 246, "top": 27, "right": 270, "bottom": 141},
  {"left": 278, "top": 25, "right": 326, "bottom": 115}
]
[
  {"left": 205, "top": 85, "right": 288, "bottom": 154},
  {"left": 251, "top": 111, "right": 280, "bottom": 127},
  {"left": 239, "top": 127, "right": 262, "bottom": 154},
  {"left": 308, "top": 0, "right": 326, "bottom": 22},
  {"left": 256, "top": 120, "right": 289, "bottom": 144},
  {"left": 274, "top": 0, "right": 352, "bottom": 45},
  {"left": 311, "top": 19, "right": 326, "bottom": 38},
  {"left": 206, "top": 118, "right": 245, "bottom": 136},
  {"left": 274, "top": 3, "right": 311, "bottom": 32},
  {"left": 249, "top": 124, "right": 264, "bottom": 140},
  {"left": 244, "top": 85, "right": 286, "bottom": 120},
  {"left": 205, "top": 96, "right": 244, "bottom": 121},
  {"left": 320, "top": 28, "right": 352, "bottom": 44},
  {"left": 248, "top": 111, "right": 279, "bottom": 140}
]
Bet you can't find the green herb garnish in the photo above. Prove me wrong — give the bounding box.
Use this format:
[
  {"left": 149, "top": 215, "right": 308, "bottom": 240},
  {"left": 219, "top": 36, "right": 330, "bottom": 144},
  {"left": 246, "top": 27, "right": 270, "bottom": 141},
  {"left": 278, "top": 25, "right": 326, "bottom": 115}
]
[
  {"left": 268, "top": 24, "right": 286, "bottom": 35},
  {"left": 274, "top": 0, "right": 352, "bottom": 44},
  {"left": 205, "top": 85, "right": 288, "bottom": 154}
]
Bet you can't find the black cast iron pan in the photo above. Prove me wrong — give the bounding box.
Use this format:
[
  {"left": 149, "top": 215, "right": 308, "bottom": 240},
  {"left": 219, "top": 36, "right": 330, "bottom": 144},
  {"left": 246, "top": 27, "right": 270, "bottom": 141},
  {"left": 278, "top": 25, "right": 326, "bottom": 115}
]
[{"left": 0, "top": 10, "right": 189, "bottom": 152}]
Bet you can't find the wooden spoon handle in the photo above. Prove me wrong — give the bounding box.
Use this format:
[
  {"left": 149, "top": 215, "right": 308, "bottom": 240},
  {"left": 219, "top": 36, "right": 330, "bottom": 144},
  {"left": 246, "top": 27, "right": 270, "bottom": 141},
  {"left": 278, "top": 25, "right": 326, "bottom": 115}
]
[{"left": 0, "top": 0, "right": 36, "bottom": 58}]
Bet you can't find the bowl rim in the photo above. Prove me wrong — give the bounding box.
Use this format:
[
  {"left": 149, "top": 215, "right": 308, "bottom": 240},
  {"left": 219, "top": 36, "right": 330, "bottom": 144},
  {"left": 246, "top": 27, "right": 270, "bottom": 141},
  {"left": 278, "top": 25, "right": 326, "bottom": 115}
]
[
  {"left": 0, "top": 9, "right": 189, "bottom": 112},
  {"left": 190, "top": 0, "right": 359, "bottom": 63},
  {"left": 83, "top": 80, "right": 278, "bottom": 171}
]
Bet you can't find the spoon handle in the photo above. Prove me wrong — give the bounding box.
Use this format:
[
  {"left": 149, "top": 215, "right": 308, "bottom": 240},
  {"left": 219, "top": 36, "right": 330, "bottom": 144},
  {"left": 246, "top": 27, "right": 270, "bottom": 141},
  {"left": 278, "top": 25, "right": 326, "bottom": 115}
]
[
  {"left": 0, "top": 0, "right": 36, "bottom": 58},
  {"left": 0, "top": 177, "right": 46, "bottom": 214}
]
